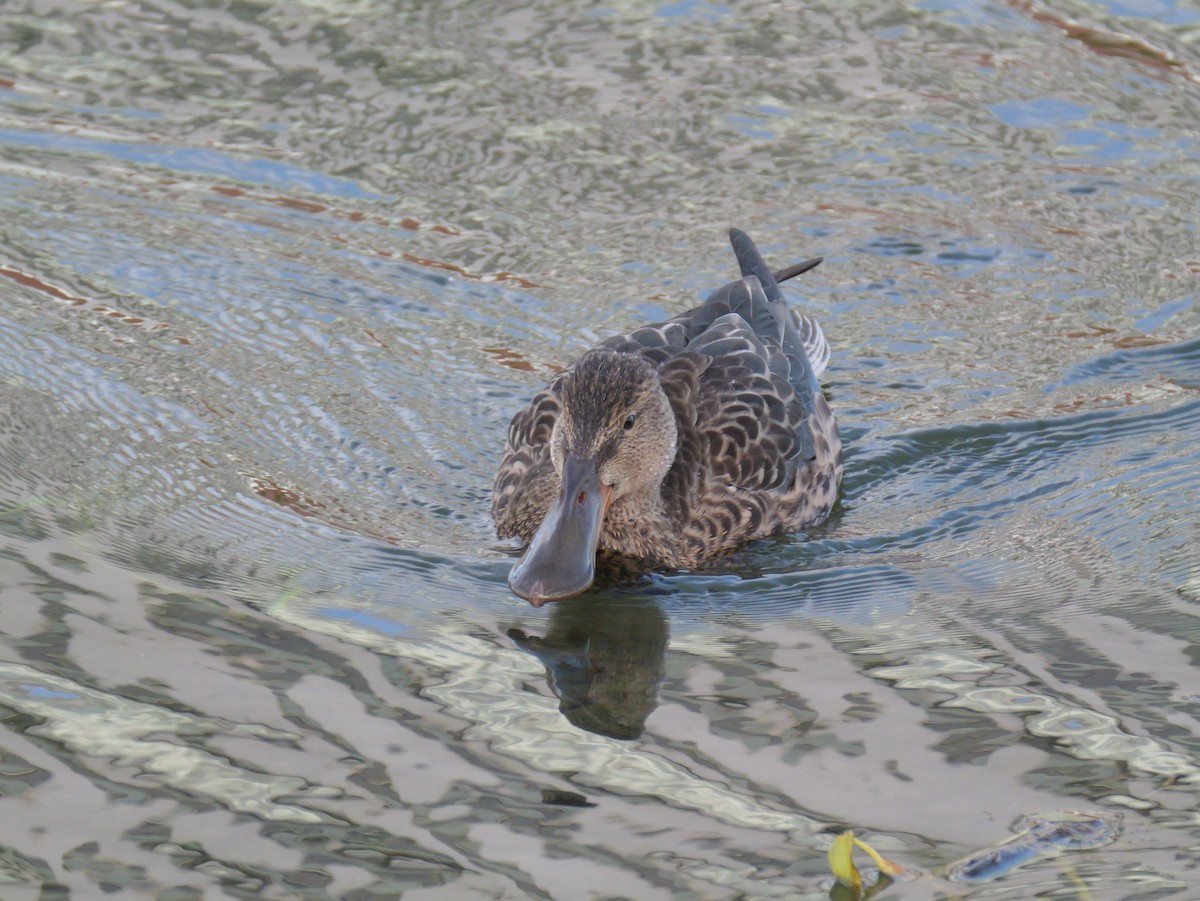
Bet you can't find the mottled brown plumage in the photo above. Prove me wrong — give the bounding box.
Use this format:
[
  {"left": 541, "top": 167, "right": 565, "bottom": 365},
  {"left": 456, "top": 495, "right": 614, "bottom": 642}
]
[{"left": 494, "top": 229, "right": 843, "bottom": 605}]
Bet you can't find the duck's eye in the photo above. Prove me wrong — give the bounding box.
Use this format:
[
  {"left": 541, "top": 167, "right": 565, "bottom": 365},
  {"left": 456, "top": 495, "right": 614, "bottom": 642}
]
[{"left": 623, "top": 413, "right": 637, "bottom": 431}]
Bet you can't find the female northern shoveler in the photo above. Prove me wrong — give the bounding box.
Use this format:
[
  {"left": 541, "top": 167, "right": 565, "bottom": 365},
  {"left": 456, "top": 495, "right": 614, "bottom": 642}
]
[{"left": 493, "top": 228, "right": 842, "bottom": 606}]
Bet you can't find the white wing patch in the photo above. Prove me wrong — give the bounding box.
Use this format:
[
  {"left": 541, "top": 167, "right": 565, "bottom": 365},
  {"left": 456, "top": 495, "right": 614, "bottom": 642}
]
[{"left": 795, "top": 313, "right": 830, "bottom": 380}]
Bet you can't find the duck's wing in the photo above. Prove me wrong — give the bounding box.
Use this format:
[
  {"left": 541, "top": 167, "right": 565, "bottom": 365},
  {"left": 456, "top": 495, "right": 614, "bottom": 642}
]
[
  {"left": 774, "top": 256, "right": 831, "bottom": 377},
  {"left": 685, "top": 309, "right": 811, "bottom": 491},
  {"left": 795, "top": 313, "right": 830, "bottom": 380},
  {"left": 727, "top": 227, "right": 824, "bottom": 396},
  {"left": 492, "top": 380, "right": 563, "bottom": 541},
  {"left": 669, "top": 231, "right": 825, "bottom": 481}
]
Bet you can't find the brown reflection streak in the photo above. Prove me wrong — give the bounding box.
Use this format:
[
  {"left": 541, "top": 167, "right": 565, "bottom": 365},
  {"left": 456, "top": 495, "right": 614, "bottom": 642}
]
[
  {"left": 400, "top": 252, "right": 542, "bottom": 289},
  {"left": 203, "top": 186, "right": 540, "bottom": 287},
  {"left": 205, "top": 185, "right": 463, "bottom": 236},
  {"left": 199, "top": 399, "right": 228, "bottom": 419},
  {"left": 268, "top": 196, "right": 326, "bottom": 214},
  {"left": 1061, "top": 325, "right": 1167, "bottom": 350},
  {"left": 992, "top": 387, "right": 1148, "bottom": 420},
  {"left": 0, "top": 265, "right": 85, "bottom": 304},
  {"left": 250, "top": 477, "right": 397, "bottom": 543},
  {"left": 482, "top": 346, "right": 536, "bottom": 372},
  {"left": 1054, "top": 395, "right": 1115, "bottom": 413},
  {"left": 948, "top": 49, "right": 1016, "bottom": 70},
  {"left": 1111, "top": 336, "right": 1166, "bottom": 349},
  {"left": 1060, "top": 326, "right": 1161, "bottom": 350},
  {"left": 0, "top": 265, "right": 190, "bottom": 342},
  {"left": 358, "top": 240, "right": 390, "bottom": 257},
  {"left": 1008, "top": 1, "right": 1199, "bottom": 82},
  {"left": 362, "top": 329, "right": 391, "bottom": 349},
  {"left": 812, "top": 201, "right": 966, "bottom": 235}
]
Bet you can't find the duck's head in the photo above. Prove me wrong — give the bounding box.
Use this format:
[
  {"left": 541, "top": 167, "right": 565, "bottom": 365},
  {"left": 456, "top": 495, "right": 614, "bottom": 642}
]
[{"left": 509, "top": 349, "right": 678, "bottom": 606}]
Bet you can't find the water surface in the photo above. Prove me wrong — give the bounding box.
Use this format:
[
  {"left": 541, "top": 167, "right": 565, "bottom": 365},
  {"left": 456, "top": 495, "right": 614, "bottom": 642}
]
[{"left": 1, "top": 0, "right": 1199, "bottom": 897}]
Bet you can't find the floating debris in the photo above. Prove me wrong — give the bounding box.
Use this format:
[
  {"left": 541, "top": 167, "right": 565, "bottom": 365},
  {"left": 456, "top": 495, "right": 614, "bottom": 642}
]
[
  {"left": 946, "top": 811, "right": 1121, "bottom": 882},
  {"left": 828, "top": 830, "right": 909, "bottom": 897},
  {"left": 827, "top": 811, "right": 1122, "bottom": 898}
]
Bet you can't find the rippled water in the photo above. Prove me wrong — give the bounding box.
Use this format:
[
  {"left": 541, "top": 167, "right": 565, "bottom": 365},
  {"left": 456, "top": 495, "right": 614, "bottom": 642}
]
[{"left": 1, "top": 0, "right": 1199, "bottom": 897}]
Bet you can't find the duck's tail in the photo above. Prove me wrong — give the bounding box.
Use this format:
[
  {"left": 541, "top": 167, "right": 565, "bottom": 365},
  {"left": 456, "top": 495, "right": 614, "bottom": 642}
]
[
  {"left": 728, "top": 227, "right": 824, "bottom": 392},
  {"left": 773, "top": 257, "right": 823, "bottom": 285},
  {"left": 730, "top": 227, "right": 786, "bottom": 303}
]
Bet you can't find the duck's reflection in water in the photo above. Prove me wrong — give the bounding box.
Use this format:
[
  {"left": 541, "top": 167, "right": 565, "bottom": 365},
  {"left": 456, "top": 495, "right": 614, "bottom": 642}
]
[{"left": 508, "top": 592, "right": 668, "bottom": 740}]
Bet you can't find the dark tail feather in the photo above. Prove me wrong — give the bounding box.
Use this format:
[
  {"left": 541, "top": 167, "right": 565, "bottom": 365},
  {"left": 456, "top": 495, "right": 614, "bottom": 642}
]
[
  {"left": 773, "top": 257, "right": 822, "bottom": 284},
  {"left": 729, "top": 227, "right": 783, "bottom": 302}
]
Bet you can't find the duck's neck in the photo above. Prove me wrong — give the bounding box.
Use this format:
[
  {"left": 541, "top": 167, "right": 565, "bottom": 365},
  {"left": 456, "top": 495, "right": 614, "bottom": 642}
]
[{"left": 599, "top": 491, "right": 685, "bottom": 568}]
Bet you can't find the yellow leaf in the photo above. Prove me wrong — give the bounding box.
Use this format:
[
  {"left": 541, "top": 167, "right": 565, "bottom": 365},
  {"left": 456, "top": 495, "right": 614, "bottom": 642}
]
[
  {"left": 852, "top": 835, "right": 910, "bottom": 880},
  {"left": 828, "top": 830, "right": 863, "bottom": 892}
]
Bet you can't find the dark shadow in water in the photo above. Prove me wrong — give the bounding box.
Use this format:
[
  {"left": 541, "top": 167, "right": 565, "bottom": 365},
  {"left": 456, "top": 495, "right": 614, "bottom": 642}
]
[
  {"left": 508, "top": 590, "right": 668, "bottom": 740},
  {"left": 829, "top": 876, "right": 894, "bottom": 901}
]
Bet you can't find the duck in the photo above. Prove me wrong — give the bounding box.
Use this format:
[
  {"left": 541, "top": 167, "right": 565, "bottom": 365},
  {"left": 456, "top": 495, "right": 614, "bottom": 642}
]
[{"left": 493, "top": 228, "right": 842, "bottom": 606}]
